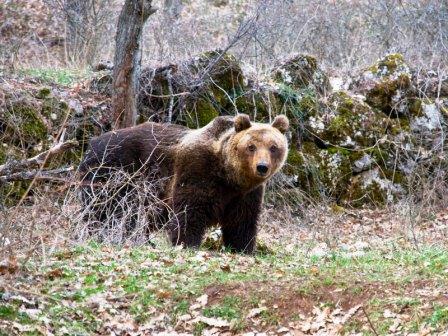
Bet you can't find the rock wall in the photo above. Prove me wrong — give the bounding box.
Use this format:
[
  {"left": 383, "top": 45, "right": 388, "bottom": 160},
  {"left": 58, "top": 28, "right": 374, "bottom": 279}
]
[
  {"left": 1, "top": 52, "right": 447, "bottom": 207},
  {"left": 135, "top": 51, "right": 447, "bottom": 206}
]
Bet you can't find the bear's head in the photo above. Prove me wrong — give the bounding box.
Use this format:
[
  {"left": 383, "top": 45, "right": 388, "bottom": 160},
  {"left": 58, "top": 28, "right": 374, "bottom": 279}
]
[{"left": 224, "top": 114, "right": 289, "bottom": 189}]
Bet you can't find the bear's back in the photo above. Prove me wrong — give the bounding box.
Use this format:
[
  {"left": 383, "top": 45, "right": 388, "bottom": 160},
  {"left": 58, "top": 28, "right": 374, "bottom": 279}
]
[{"left": 79, "top": 122, "right": 189, "bottom": 178}]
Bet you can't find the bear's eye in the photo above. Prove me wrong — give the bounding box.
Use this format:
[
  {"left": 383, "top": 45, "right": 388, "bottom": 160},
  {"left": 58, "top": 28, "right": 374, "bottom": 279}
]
[
  {"left": 270, "top": 145, "right": 278, "bottom": 153},
  {"left": 248, "top": 144, "right": 256, "bottom": 152}
]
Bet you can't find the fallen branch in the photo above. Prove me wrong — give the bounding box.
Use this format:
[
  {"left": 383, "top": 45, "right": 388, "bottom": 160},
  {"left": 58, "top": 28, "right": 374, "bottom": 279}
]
[
  {"left": 0, "top": 140, "right": 78, "bottom": 176},
  {"left": 0, "top": 167, "right": 74, "bottom": 183},
  {"left": 361, "top": 306, "right": 379, "bottom": 336}
]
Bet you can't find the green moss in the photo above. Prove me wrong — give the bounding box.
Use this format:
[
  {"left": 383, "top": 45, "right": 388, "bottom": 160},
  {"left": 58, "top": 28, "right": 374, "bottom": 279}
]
[
  {"left": 36, "top": 87, "right": 51, "bottom": 99},
  {"left": 0, "top": 181, "right": 31, "bottom": 207},
  {"left": 327, "top": 146, "right": 351, "bottom": 156},
  {"left": 365, "top": 79, "right": 398, "bottom": 112},
  {"left": 192, "top": 50, "right": 245, "bottom": 93},
  {"left": 288, "top": 142, "right": 353, "bottom": 199},
  {"left": 364, "top": 54, "right": 412, "bottom": 116},
  {"left": 382, "top": 116, "right": 410, "bottom": 135},
  {"left": 0, "top": 145, "right": 6, "bottom": 164},
  {"left": 408, "top": 98, "right": 423, "bottom": 117},
  {"left": 5, "top": 102, "right": 48, "bottom": 144},
  {"left": 368, "top": 54, "right": 406, "bottom": 76},
  {"left": 378, "top": 53, "right": 405, "bottom": 74},
  {"left": 41, "top": 97, "right": 71, "bottom": 126},
  {"left": 365, "top": 147, "right": 389, "bottom": 165},
  {"left": 284, "top": 146, "right": 304, "bottom": 176},
  {"left": 186, "top": 99, "right": 220, "bottom": 128},
  {"left": 272, "top": 54, "right": 330, "bottom": 94},
  {"left": 383, "top": 169, "right": 406, "bottom": 185},
  {"left": 312, "top": 91, "right": 382, "bottom": 147}
]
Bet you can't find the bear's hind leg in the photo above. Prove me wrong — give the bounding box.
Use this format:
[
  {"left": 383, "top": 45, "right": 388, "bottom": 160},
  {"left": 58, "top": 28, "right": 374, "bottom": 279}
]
[{"left": 168, "top": 187, "right": 214, "bottom": 249}]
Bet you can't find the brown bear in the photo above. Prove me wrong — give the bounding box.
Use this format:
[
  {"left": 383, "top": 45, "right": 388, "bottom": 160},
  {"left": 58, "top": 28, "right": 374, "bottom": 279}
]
[{"left": 78, "top": 114, "right": 289, "bottom": 253}]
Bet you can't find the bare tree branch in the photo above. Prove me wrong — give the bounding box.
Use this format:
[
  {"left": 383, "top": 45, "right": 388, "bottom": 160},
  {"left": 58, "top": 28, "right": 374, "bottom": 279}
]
[{"left": 0, "top": 140, "right": 78, "bottom": 177}]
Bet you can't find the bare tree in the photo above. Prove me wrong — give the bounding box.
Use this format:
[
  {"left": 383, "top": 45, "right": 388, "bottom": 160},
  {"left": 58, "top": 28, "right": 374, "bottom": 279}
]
[
  {"left": 45, "top": 0, "right": 113, "bottom": 66},
  {"left": 112, "top": 0, "right": 157, "bottom": 129}
]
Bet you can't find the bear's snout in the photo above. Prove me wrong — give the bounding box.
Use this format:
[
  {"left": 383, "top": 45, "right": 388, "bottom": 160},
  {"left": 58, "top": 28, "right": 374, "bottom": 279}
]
[{"left": 256, "top": 162, "right": 269, "bottom": 176}]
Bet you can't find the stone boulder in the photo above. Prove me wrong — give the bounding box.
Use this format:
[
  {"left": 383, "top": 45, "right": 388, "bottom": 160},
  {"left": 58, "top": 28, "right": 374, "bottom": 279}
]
[{"left": 350, "top": 54, "right": 415, "bottom": 117}]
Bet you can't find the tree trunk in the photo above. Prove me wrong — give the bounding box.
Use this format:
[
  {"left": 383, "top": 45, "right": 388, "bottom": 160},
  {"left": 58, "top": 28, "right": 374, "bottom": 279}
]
[{"left": 112, "top": 0, "right": 156, "bottom": 129}]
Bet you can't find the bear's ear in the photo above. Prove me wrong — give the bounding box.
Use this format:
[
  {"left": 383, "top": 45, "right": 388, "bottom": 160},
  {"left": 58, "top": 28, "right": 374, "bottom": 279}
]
[
  {"left": 272, "top": 115, "right": 289, "bottom": 134},
  {"left": 234, "top": 114, "right": 251, "bottom": 132}
]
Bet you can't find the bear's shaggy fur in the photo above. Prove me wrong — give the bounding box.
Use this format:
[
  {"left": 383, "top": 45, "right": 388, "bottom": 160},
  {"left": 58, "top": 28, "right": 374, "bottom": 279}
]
[{"left": 79, "top": 114, "right": 289, "bottom": 253}]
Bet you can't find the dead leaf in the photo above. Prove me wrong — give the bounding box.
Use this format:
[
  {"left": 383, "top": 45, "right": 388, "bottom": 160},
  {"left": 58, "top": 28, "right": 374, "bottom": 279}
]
[
  {"left": 156, "top": 290, "right": 172, "bottom": 299},
  {"left": 46, "top": 268, "right": 63, "bottom": 279},
  {"left": 0, "top": 256, "right": 18, "bottom": 275},
  {"left": 178, "top": 314, "right": 192, "bottom": 322},
  {"left": 220, "top": 263, "right": 231, "bottom": 272},
  {"left": 383, "top": 309, "right": 396, "bottom": 318},
  {"left": 196, "top": 294, "right": 208, "bottom": 306},
  {"left": 247, "top": 306, "right": 267, "bottom": 318},
  {"left": 197, "top": 315, "right": 230, "bottom": 328}
]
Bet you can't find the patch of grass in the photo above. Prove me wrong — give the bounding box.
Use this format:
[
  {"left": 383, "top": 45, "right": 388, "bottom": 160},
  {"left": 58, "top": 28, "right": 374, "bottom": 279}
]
[
  {"left": 394, "top": 297, "right": 421, "bottom": 308},
  {"left": 203, "top": 295, "right": 242, "bottom": 320},
  {"left": 0, "top": 305, "right": 17, "bottom": 320},
  {"left": 193, "top": 321, "right": 207, "bottom": 336},
  {"left": 173, "top": 300, "right": 189, "bottom": 315},
  {"left": 19, "top": 68, "right": 92, "bottom": 86},
  {"left": 4, "top": 243, "right": 448, "bottom": 334},
  {"left": 428, "top": 305, "right": 448, "bottom": 327},
  {"left": 260, "top": 309, "right": 281, "bottom": 326},
  {"left": 0, "top": 305, "right": 32, "bottom": 325}
]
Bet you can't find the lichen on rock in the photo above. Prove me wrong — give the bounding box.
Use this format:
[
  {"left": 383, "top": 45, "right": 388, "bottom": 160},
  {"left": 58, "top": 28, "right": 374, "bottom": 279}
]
[
  {"left": 272, "top": 54, "right": 331, "bottom": 95},
  {"left": 306, "top": 91, "right": 384, "bottom": 148},
  {"left": 342, "top": 167, "right": 406, "bottom": 206},
  {"left": 351, "top": 54, "right": 415, "bottom": 116},
  {"left": 138, "top": 50, "right": 246, "bottom": 126},
  {"left": 3, "top": 98, "right": 49, "bottom": 147}
]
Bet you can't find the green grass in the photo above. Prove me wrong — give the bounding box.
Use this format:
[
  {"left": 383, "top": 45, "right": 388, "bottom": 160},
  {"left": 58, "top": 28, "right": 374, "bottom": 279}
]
[
  {"left": 19, "top": 68, "right": 93, "bottom": 86},
  {"left": 2, "top": 242, "right": 447, "bottom": 335},
  {"left": 429, "top": 305, "right": 448, "bottom": 327},
  {"left": 203, "top": 295, "right": 242, "bottom": 320}
]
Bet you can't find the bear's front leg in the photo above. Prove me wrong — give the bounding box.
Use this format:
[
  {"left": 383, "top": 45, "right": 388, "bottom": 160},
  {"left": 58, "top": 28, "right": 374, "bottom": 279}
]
[
  {"left": 168, "top": 185, "right": 215, "bottom": 249},
  {"left": 220, "top": 186, "right": 264, "bottom": 254}
]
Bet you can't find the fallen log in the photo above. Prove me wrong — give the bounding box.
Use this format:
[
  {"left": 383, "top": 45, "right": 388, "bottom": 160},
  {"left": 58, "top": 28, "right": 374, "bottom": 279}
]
[
  {"left": 0, "top": 140, "right": 78, "bottom": 177},
  {"left": 0, "top": 167, "right": 74, "bottom": 183}
]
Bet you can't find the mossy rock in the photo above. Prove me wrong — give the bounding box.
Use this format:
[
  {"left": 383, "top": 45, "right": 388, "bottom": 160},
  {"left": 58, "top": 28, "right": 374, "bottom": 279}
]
[
  {"left": 353, "top": 54, "right": 415, "bottom": 116},
  {"left": 138, "top": 51, "right": 246, "bottom": 123},
  {"left": 185, "top": 98, "right": 220, "bottom": 128},
  {"left": 41, "top": 96, "right": 71, "bottom": 131},
  {"left": 0, "top": 144, "right": 6, "bottom": 164},
  {"left": 341, "top": 167, "right": 406, "bottom": 207},
  {"left": 365, "top": 74, "right": 412, "bottom": 115},
  {"left": 272, "top": 54, "right": 331, "bottom": 95},
  {"left": 367, "top": 53, "right": 406, "bottom": 76},
  {"left": 36, "top": 87, "right": 51, "bottom": 99},
  {"left": 0, "top": 181, "right": 32, "bottom": 207},
  {"left": 306, "top": 91, "right": 385, "bottom": 148},
  {"left": 234, "top": 87, "right": 284, "bottom": 123},
  {"left": 286, "top": 142, "right": 352, "bottom": 199},
  {"left": 3, "top": 98, "right": 48, "bottom": 146},
  {"left": 189, "top": 50, "right": 245, "bottom": 92}
]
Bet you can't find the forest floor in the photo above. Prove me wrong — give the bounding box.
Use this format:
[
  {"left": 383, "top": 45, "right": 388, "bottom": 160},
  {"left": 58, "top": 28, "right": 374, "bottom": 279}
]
[{"left": 1, "top": 204, "right": 448, "bottom": 336}]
